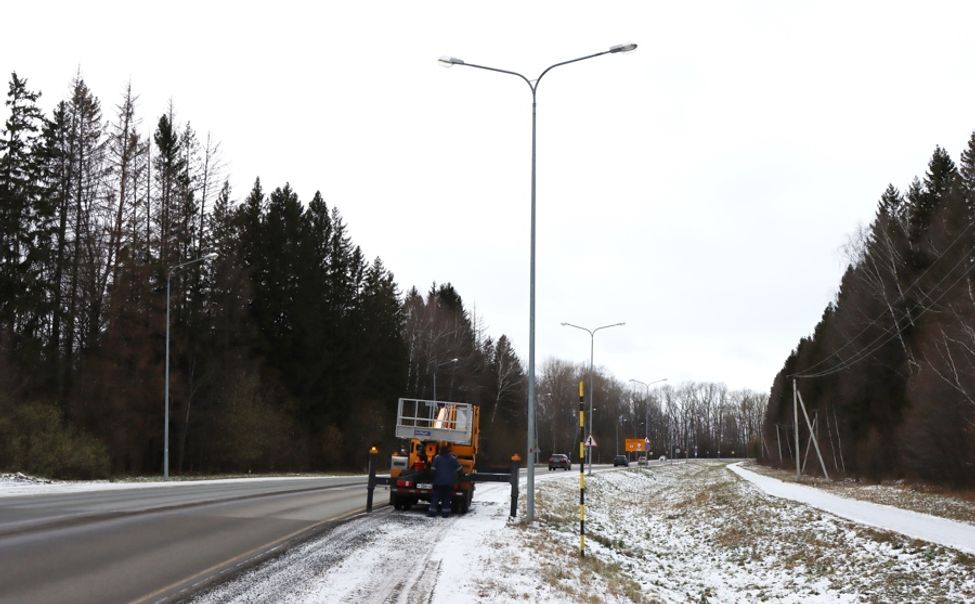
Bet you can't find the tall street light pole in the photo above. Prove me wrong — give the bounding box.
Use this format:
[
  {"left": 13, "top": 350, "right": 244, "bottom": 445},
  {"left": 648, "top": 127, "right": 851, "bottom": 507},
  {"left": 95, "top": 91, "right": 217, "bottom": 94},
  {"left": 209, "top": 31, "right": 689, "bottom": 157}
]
[
  {"left": 629, "top": 377, "right": 667, "bottom": 441},
  {"left": 432, "top": 357, "right": 459, "bottom": 402},
  {"left": 440, "top": 43, "right": 637, "bottom": 523},
  {"left": 561, "top": 321, "right": 625, "bottom": 475},
  {"left": 165, "top": 253, "right": 217, "bottom": 479}
]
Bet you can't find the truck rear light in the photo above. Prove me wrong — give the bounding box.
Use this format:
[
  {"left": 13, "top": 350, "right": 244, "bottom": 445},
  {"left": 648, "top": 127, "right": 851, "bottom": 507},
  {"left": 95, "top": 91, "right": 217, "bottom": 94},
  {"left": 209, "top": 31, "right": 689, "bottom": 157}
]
[{"left": 396, "top": 479, "right": 413, "bottom": 488}]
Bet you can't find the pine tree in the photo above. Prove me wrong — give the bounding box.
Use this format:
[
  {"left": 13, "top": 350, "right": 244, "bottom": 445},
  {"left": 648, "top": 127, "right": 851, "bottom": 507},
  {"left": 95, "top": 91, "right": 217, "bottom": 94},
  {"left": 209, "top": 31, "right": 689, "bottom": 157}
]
[
  {"left": 357, "top": 257, "right": 406, "bottom": 402},
  {"left": 910, "top": 146, "right": 958, "bottom": 243},
  {"left": 37, "top": 101, "right": 73, "bottom": 374},
  {"left": 64, "top": 73, "right": 105, "bottom": 361},
  {"left": 104, "top": 84, "right": 145, "bottom": 292},
  {"left": 959, "top": 131, "right": 975, "bottom": 215},
  {"left": 152, "top": 110, "right": 186, "bottom": 267},
  {"left": 0, "top": 72, "right": 46, "bottom": 340},
  {"left": 487, "top": 334, "right": 524, "bottom": 428}
]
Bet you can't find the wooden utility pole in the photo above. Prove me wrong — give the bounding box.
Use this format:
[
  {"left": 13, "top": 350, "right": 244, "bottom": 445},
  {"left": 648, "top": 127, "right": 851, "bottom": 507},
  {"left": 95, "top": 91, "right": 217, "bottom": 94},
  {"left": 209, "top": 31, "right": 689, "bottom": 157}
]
[
  {"left": 796, "top": 389, "right": 830, "bottom": 480},
  {"left": 793, "top": 379, "right": 800, "bottom": 480}
]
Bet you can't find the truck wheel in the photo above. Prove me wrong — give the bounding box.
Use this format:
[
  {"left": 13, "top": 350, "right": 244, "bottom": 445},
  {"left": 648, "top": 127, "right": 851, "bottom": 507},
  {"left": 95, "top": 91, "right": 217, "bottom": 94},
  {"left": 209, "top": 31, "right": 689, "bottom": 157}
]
[
  {"left": 460, "top": 490, "right": 472, "bottom": 514},
  {"left": 390, "top": 494, "right": 402, "bottom": 510}
]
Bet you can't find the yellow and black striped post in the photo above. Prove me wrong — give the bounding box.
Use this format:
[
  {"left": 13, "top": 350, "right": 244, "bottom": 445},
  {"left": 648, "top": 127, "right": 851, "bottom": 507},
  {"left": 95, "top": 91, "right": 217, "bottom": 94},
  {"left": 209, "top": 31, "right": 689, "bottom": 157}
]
[{"left": 578, "top": 380, "right": 586, "bottom": 557}]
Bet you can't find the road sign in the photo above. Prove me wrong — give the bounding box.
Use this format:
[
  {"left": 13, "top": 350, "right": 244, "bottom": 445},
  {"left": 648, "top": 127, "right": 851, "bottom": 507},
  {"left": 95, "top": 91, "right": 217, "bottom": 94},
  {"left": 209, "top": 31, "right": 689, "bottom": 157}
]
[
  {"left": 584, "top": 435, "right": 598, "bottom": 447},
  {"left": 625, "top": 438, "right": 649, "bottom": 452}
]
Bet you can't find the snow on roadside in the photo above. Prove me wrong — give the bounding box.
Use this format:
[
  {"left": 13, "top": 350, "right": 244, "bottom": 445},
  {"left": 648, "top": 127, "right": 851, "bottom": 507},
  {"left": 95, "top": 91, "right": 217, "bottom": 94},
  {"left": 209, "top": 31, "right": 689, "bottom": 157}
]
[
  {"left": 0, "top": 473, "right": 338, "bottom": 498},
  {"left": 192, "top": 478, "right": 574, "bottom": 604},
  {"left": 729, "top": 462, "right": 975, "bottom": 555}
]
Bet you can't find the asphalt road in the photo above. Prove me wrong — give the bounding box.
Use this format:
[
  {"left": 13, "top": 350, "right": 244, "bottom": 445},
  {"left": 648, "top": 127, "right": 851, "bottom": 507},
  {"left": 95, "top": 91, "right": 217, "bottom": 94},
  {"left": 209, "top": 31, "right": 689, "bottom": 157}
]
[
  {"left": 0, "top": 467, "right": 579, "bottom": 603},
  {"left": 0, "top": 476, "right": 373, "bottom": 603}
]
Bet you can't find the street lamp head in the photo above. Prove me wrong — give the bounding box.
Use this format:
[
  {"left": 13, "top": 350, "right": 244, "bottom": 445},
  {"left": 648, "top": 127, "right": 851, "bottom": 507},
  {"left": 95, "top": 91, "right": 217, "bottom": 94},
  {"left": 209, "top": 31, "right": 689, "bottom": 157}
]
[
  {"left": 450, "top": 357, "right": 459, "bottom": 363},
  {"left": 438, "top": 56, "right": 465, "bottom": 67},
  {"left": 609, "top": 43, "right": 638, "bottom": 53}
]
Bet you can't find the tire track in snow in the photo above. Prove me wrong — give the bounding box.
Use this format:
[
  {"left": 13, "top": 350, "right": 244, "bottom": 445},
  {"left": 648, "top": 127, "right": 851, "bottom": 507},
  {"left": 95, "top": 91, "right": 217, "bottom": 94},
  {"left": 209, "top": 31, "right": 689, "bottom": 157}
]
[
  {"left": 342, "top": 512, "right": 452, "bottom": 603},
  {"left": 190, "top": 506, "right": 457, "bottom": 603}
]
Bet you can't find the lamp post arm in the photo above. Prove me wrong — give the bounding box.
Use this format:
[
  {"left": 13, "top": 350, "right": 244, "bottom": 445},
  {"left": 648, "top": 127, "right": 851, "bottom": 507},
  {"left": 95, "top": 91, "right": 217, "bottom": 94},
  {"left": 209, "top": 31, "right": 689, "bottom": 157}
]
[
  {"left": 451, "top": 61, "right": 534, "bottom": 91},
  {"left": 593, "top": 321, "right": 626, "bottom": 335},
  {"left": 562, "top": 322, "right": 594, "bottom": 337},
  {"left": 169, "top": 254, "right": 213, "bottom": 276},
  {"left": 535, "top": 50, "right": 613, "bottom": 89}
]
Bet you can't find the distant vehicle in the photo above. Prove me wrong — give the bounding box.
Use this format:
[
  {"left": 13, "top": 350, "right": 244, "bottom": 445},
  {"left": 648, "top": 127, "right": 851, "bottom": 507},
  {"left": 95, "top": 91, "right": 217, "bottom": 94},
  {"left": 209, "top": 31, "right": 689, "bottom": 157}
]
[
  {"left": 613, "top": 454, "right": 629, "bottom": 467},
  {"left": 659, "top": 455, "right": 667, "bottom": 461},
  {"left": 637, "top": 456, "right": 648, "bottom": 466},
  {"left": 548, "top": 453, "right": 571, "bottom": 471}
]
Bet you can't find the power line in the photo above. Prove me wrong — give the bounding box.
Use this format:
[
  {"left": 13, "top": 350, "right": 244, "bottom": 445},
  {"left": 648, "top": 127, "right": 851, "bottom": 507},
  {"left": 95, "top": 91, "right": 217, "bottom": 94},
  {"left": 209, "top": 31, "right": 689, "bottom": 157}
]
[
  {"left": 794, "top": 255, "right": 973, "bottom": 378},
  {"left": 791, "top": 248, "right": 974, "bottom": 379},
  {"left": 794, "top": 217, "right": 975, "bottom": 376}
]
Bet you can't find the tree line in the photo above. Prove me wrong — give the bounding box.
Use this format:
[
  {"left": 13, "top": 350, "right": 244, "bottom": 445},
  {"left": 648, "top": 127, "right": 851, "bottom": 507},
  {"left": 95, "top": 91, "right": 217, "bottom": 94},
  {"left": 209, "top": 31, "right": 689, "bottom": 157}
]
[
  {"left": 0, "top": 71, "right": 530, "bottom": 477},
  {"left": 536, "top": 360, "right": 767, "bottom": 462},
  {"left": 764, "top": 135, "right": 975, "bottom": 486}
]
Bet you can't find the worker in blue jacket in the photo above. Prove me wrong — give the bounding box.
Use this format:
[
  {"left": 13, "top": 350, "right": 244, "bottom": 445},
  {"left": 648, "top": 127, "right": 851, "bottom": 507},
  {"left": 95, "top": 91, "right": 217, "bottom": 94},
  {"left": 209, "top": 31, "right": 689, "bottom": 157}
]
[{"left": 428, "top": 444, "right": 460, "bottom": 518}]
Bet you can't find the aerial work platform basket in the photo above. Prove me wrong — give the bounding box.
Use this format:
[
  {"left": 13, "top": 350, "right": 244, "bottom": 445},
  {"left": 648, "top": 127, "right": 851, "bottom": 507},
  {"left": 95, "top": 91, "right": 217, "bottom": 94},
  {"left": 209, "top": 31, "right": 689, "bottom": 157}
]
[{"left": 394, "top": 398, "right": 474, "bottom": 445}]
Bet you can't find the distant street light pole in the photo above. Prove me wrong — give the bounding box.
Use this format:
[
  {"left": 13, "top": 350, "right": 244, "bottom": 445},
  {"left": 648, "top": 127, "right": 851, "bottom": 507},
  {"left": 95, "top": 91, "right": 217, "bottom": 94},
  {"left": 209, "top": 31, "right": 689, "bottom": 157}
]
[
  {"left": 440, "top": 43, "right": 637, "bottom": 523},
  {"left": 164, "top": 253, "right": 217, "bottom": 480},
  {"left": 629, "top": 378, "right": 667, "bottom": 442},
  {"left": 432, "top": 357, "right": 459, "bottom": 402},
  {"left": 562, "top": 321, "right": 625, "bottom": 475},
  {"left": 616, "top": 415, "right": 628, "bottom": 455}
]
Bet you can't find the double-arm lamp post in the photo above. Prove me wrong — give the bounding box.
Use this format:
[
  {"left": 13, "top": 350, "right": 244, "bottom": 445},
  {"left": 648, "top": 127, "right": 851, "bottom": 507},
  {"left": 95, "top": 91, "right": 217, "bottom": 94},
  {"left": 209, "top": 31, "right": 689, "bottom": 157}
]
[
  {"left": 164, "top": 253, "right": 217, "bottom": 479},
  {"left": 561, "top": 321, "right": 625, "bottom": 475},
  {"left": 440, "top": 43, "right": 637, "bottom": 522}
]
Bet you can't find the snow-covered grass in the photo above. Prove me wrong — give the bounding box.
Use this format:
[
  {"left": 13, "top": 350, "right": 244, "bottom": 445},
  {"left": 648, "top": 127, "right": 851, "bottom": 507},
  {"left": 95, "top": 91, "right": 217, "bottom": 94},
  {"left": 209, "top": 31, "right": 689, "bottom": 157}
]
[
  {"left": 515, "top": 462, "right": 975, "bottom": 602},
  {"left": 191, "top": 462, "right": 975, "bottom": 603}
]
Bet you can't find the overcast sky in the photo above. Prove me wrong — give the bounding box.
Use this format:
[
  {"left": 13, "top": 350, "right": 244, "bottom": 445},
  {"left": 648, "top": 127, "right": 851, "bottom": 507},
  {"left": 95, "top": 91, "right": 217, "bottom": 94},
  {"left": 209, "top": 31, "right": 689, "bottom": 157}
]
[{"left": 3, "top": 1, "right": 974, "bottom": 393}]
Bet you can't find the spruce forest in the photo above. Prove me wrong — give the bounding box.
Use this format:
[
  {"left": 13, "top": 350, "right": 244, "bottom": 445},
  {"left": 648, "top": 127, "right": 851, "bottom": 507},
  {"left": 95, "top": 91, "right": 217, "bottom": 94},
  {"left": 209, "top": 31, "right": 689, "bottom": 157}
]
[
  {"left": 765, "top": 138, "right": 975, "bottom": 487},
  {"left": 0, "top": 72, "right": 541, "bottom": 477}
]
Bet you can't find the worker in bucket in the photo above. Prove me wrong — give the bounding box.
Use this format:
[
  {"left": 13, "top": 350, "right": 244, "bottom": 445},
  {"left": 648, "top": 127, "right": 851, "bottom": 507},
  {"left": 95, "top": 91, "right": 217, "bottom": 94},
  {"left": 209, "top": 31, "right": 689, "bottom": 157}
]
[{"left": 428, "top": 444, "right": 460, "bottom": 518}]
